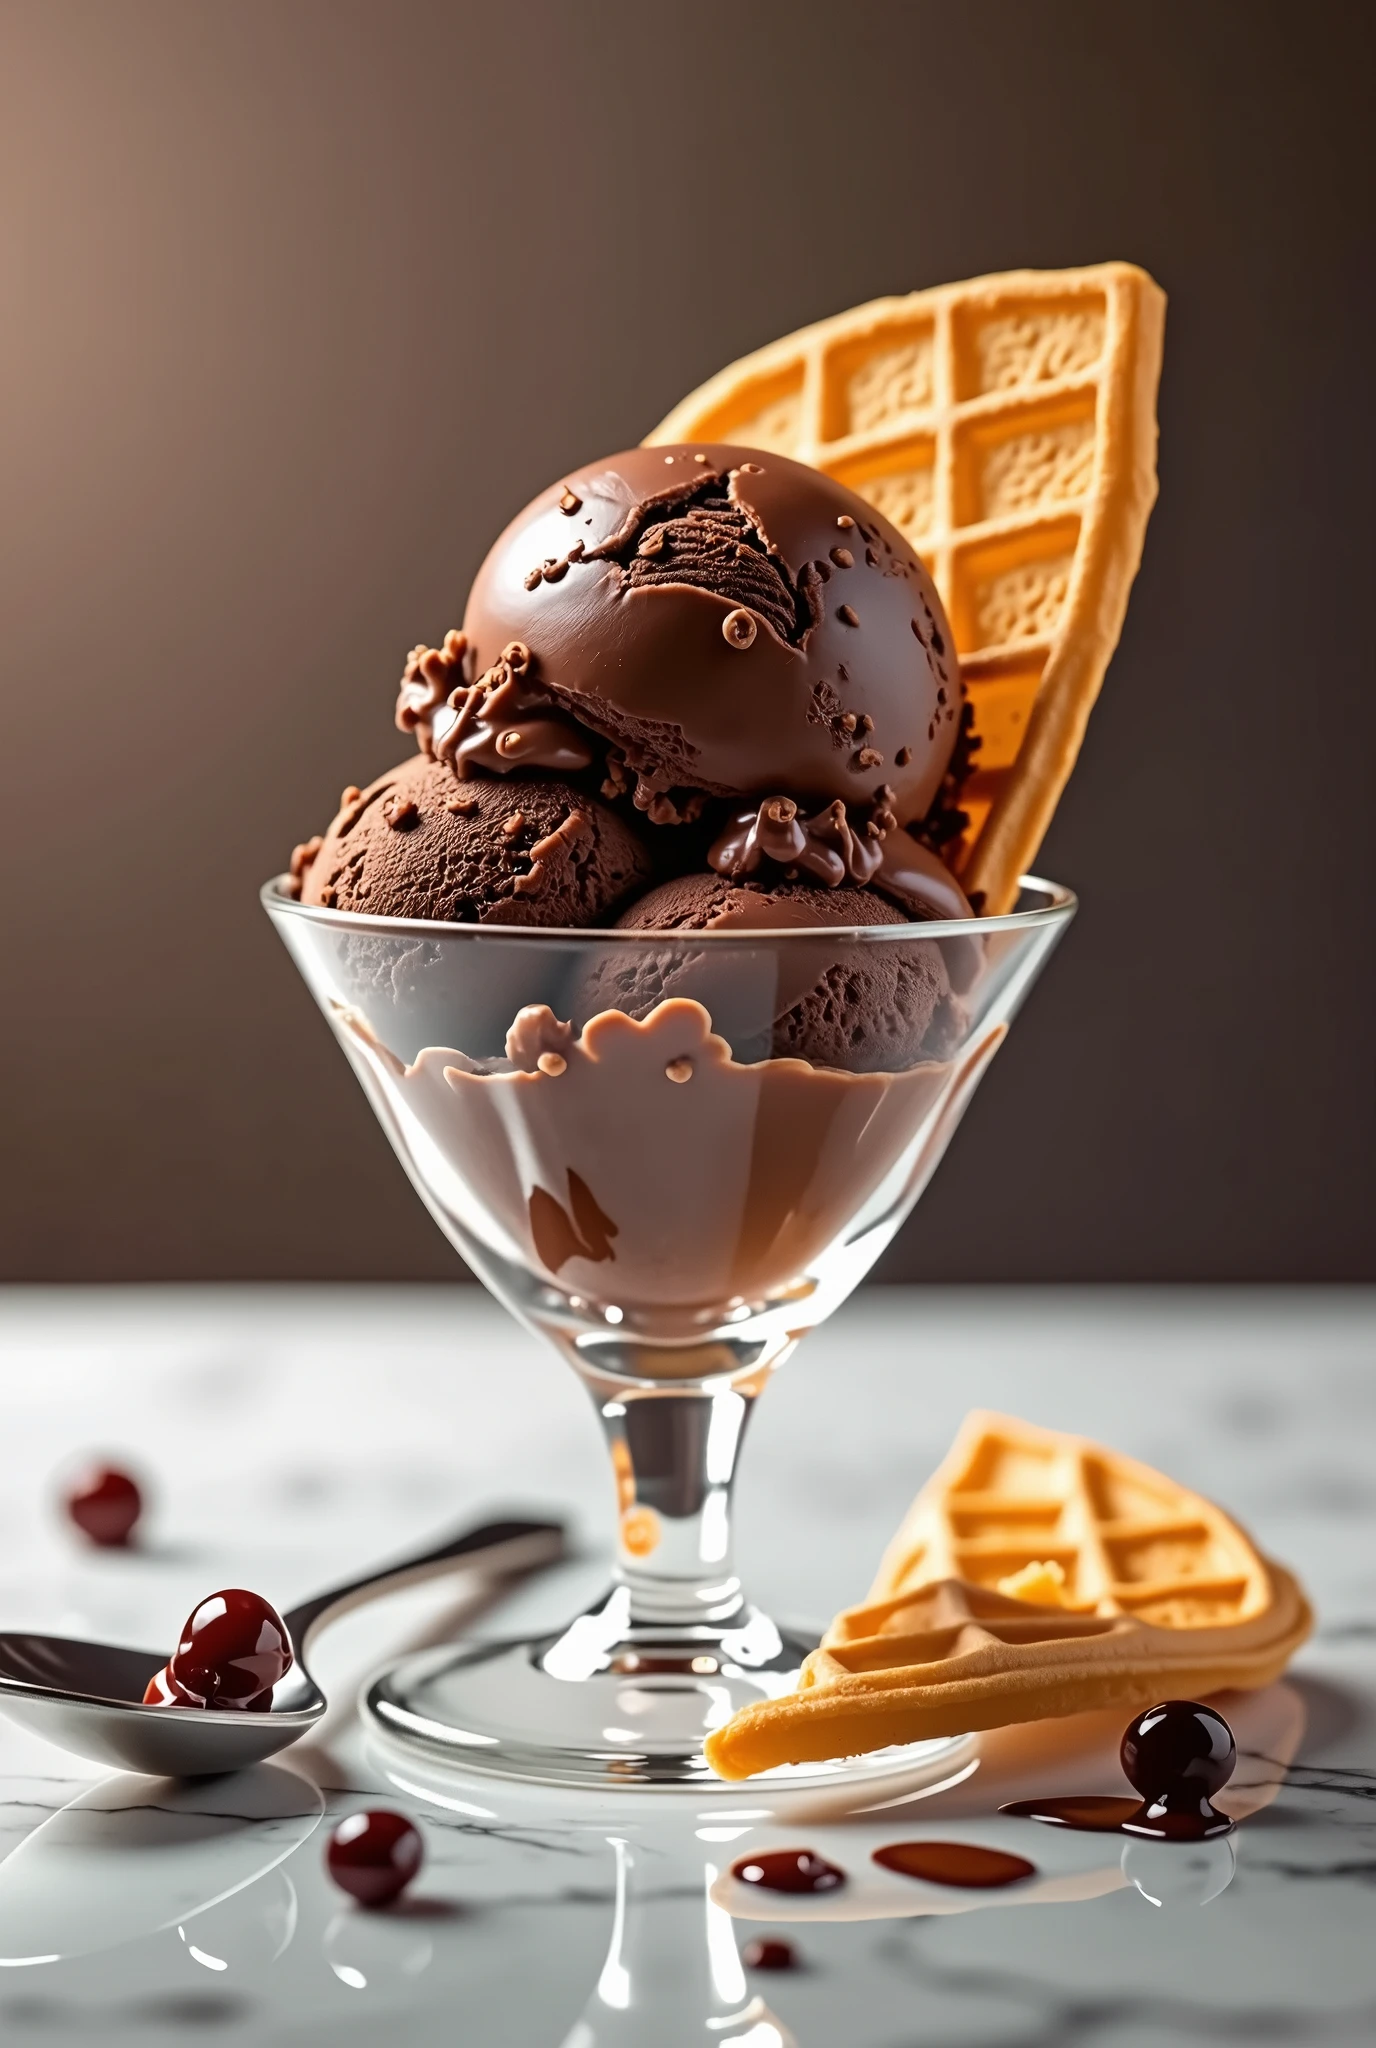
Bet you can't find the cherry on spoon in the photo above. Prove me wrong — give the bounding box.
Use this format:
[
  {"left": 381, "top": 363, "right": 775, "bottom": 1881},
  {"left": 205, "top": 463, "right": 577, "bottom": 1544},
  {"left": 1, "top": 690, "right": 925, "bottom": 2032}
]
[
  {"left": 0, "top": 1516, "right": 564, "bottom": 1777},
  {"left": 142, "top": 1587, "right": 293, "bottom": 1709}
]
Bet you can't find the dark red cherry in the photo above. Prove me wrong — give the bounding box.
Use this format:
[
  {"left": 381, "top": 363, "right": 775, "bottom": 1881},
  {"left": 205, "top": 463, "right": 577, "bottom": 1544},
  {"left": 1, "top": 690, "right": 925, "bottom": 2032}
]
[
  {"left": 742, "top": 1935, "right": 798, "bottom": 1970},
  {"left": 146, "top": 1589, "right": 291, "bottom": 1710},
  {"left": 143, "top": 1663, "right": 196, "bottom": 1706},
  {"left": 1121, "top": 1700, "right": 1236, "bottom": 1808},
  {"left": 65, "top": 1465, "right": 142, "bottom": 1547},
  {"left": 327, "top": 1810, "right": 424, "bottom": 1906}
]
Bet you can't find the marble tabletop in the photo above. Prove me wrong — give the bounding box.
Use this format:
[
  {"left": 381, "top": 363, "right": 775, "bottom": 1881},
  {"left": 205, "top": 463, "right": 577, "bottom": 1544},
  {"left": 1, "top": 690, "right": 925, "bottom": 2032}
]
[{"left": 0, "top": 1283, "right": 1372, "bottom": 2046}]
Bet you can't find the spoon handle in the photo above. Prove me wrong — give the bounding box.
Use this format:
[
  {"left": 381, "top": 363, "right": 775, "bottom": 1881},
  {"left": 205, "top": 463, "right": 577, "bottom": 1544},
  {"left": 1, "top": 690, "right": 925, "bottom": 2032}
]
[{"left": 283, "top": 1516, "right": 566, "bottom": 1655}]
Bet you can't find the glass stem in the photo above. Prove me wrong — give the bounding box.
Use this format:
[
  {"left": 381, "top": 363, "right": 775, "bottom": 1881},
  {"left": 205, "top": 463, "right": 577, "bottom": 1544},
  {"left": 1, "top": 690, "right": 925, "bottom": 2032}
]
[{"left": 570, "top": 1339, "right": 794, "bottom": 1632}]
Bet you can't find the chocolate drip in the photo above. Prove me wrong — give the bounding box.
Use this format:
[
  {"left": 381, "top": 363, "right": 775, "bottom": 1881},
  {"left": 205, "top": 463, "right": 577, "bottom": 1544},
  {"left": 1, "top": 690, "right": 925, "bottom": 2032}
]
[
  {"left": 710, "top": 795, "right": 886, "bottom": 889},
  {"left": 395, "top": 630, "right": 469, "bottom": 757},
  {"left": 436, "top": 641, "right": 595, "bottom": 780}
]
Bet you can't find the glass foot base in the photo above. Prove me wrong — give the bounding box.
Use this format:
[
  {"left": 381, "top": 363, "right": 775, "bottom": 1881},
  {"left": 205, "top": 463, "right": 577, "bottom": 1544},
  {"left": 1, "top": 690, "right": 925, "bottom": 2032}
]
[{"left": 362, "top": 1587, "right": 970, "bottom": 1794}]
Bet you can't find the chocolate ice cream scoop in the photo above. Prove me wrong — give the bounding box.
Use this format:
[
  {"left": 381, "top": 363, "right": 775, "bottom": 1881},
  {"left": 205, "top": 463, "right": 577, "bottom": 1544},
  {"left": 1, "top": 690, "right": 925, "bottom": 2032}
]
[
  {"left": 460, "top": 445, "right": 963, "bottom": 847},
  {"left": 295, "top": 755, "right": 651, "bottom": 926},
  {"left": 580, "top": 873, "right": 960, "bottom": 1073}
]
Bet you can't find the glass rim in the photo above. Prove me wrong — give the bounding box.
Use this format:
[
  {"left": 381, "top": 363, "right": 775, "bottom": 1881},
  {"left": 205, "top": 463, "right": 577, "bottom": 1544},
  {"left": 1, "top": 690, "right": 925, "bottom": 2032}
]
[{"left": 260, "top": 872, "right": 1077, "bottom": 943}]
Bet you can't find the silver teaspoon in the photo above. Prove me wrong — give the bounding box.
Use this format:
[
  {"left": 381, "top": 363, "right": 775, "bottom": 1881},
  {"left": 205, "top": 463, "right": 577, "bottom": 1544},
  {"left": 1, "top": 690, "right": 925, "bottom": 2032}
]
[{"left": 0, "top": 1515, "right": 565, "bottom": 1776}]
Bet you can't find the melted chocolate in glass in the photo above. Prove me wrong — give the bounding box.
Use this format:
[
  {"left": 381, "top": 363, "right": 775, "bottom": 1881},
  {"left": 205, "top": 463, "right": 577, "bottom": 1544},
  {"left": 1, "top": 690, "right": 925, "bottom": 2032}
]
[
  {"left": 1001, "top": 1701, "right": 1237, "bottom": 1841},
  {"left": 874, "top": 1841, "right": 1036, "bottom": 1888}
]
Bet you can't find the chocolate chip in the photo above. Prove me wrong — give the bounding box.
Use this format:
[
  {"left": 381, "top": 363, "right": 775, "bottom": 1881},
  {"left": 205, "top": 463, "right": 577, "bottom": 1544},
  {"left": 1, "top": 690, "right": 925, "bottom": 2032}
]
[
  {"left": 524, "top": 569, "right": 542, "bottom": 591},
  {"left": 856, "top": 746, "right": 882, "bottom": 768},
  {"left": 536, "top": 1052, "right": 567, "bottom": 1076},
  {"left": 722, "top": 607, "right": 758, "bottom": 649},
  {"left": 836, "top": 514, "right": 855, "bottom": 529},
  {"left": 895, "top": 745, "right": 912, "bottom": 766},
  {"left": 830, "top": 546, "right": 853, "bottom": 568},
  {"left": 837, "top": 605, "right": 859, "bottom": 627},
  {"left": 665, "top": 1057, "right": 694, "bottom": 1084},
  {"left": 558, "top": 487, "right": 582, "bottom": 514}
]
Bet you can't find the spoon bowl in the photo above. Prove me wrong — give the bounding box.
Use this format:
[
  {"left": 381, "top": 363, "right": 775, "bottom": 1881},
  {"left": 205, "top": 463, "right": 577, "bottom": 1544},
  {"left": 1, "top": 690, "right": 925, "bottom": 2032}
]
[{"left": 0, "top": 1517, "right": 564, "bottom": 1776}]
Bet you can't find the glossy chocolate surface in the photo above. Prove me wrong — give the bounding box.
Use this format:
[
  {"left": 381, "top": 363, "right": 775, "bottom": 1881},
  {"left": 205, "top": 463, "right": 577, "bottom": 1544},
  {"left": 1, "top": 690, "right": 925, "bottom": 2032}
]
[{"left": 462, "top": 445, "right": 960, "bottom": 828}]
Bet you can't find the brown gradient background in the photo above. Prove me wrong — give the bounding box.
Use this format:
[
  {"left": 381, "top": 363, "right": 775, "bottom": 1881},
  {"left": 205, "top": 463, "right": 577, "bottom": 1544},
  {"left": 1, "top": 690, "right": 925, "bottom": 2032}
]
[{"left": 1, "top": 1, "right": 1371, "bottom": 1283}]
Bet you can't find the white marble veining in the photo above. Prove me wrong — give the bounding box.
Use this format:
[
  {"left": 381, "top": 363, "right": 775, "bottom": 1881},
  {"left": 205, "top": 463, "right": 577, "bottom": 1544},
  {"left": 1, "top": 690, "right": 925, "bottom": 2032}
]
[{"left": 0, "top": 1284, "right": 1372, "bottom": 2044}]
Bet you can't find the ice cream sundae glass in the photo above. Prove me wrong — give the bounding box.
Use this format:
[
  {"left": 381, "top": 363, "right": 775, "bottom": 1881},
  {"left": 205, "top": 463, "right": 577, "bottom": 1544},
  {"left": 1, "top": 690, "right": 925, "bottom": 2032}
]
[{"left": 265, "top": 263, "right": 1162, "bottom": 1788}]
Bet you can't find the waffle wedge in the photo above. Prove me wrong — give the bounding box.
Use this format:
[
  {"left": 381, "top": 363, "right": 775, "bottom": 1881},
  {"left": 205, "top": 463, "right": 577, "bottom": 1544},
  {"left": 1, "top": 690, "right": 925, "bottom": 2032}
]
[
  {"left": 648, "top": 265, "right": 1165, "bottom": 912},
  {"left": 704, "top": 1412, "right": 1311, "bottom": 1780}
]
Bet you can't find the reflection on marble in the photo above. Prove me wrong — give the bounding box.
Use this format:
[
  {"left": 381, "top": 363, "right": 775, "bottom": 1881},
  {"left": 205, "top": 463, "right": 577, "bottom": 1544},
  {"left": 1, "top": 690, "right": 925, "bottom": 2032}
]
[
  {"left": 0, "top": 1286, "right": 1373, "bottom": 2043},
  {"left": 0, "top": 1765, "right": 321, "bottom": 1964},
  {"left": 559, "top": 1835, "right": 796, "bottom": 2048}
]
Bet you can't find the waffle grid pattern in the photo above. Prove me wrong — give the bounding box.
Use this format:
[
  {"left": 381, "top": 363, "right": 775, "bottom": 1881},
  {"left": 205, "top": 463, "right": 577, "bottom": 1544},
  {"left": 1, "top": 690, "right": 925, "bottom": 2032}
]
[
  {"left": 702, "top": 1413, "right": 1312, "bottom": 1778},
  {"left": 857, "top": 1414, "right": 1270, "bottom": 1636},
  {"left": 649, "top": 265, "right": 1165, "bottom": 910}
]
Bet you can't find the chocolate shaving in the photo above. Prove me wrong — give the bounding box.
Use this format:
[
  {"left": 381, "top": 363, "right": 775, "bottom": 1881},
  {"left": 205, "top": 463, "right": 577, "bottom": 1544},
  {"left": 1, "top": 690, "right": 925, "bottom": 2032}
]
[{"left": 511, "top": 809, "right": 592, "bottom": 897}]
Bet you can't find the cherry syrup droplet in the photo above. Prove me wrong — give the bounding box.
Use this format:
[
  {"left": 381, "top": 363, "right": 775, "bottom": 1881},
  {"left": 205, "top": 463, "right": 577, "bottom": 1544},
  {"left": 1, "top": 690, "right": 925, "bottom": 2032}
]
[
  {"left": 730, "top": 1849, "right": 845, "bottom": 1895},
  {"left": 327, "top": 1810, "right": 424, "bottom": 1907},
  {"left": 873, "top": 1841, "right": 1036, "bottom": 1888},
  {"left": 142, "top": 1589, "right": 292, "bottom": 1710},
  {"left": 1000, "top": 1700, "right": 1238, "bottom": 1842},
  {"left": 742, "top": 1935, "right": 798, "bottom": 1970},
  {"left": 64, "top": 1465, "right": 142, "bottom": 1547},
  {"left": 1120, "top": 1699, "right": 1236, "bottom": 1838}
]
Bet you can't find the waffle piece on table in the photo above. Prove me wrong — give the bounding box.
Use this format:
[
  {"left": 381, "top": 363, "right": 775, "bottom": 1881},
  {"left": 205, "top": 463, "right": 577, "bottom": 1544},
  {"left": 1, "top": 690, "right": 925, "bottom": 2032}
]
[
  {"left": 704, "top": 1411, "right": 1311, "bottom": 1780},
  {"left": 647, "top": 265, "right": 1165, "bottom": 914}
]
